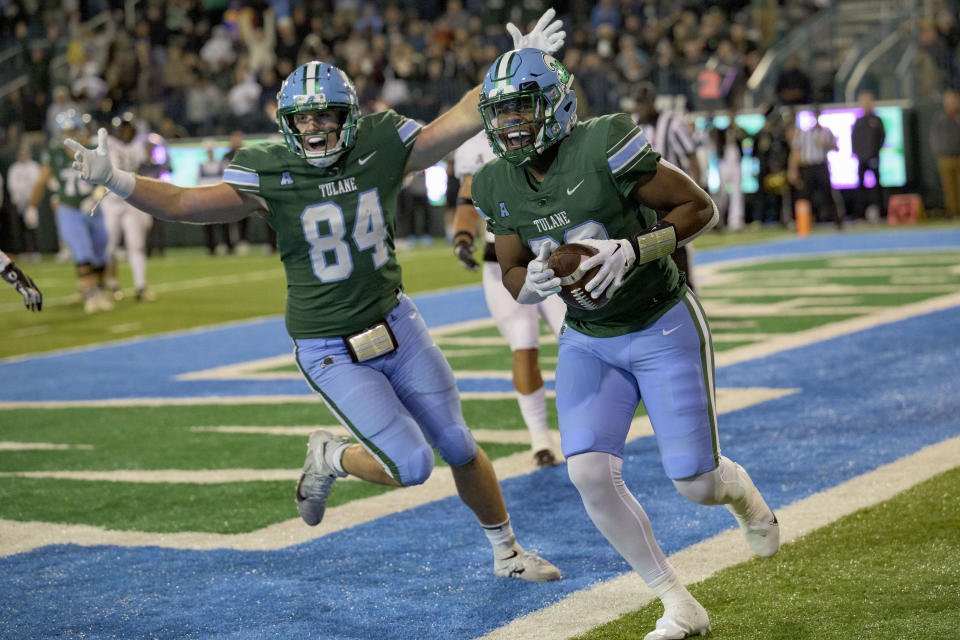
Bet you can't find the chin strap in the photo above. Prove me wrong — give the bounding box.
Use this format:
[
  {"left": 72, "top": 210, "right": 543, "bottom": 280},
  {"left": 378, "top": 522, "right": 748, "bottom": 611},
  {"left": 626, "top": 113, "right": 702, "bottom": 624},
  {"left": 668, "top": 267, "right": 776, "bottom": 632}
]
[{"left": 629, "top": 222, "right": 677, "bottom": 266}]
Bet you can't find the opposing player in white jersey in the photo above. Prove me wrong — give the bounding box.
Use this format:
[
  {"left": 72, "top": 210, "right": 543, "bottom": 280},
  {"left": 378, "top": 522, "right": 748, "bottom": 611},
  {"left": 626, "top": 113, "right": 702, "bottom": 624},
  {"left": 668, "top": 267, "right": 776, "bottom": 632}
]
[
  {"left": 101, "top": 112, "right": 155, "bottom": 302},
  {"left": 452, "top": 131, "right": 564, "bottom": 466}
]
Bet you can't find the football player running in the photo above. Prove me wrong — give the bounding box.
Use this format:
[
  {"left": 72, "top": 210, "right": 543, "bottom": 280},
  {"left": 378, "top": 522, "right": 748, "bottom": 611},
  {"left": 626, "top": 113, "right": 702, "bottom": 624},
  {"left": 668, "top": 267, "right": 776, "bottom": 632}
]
[
  {"left": 472, "top": 48, "right": 779, "bottom": 639},
  {"left": 31, "top": 110, "right": 112, "bottom": 313},
  {"left": 65, "top": 11, "right": 565, "bottom": 584},
  {"left": 452, "top": 131, "right": 565, "bottom": 467}
]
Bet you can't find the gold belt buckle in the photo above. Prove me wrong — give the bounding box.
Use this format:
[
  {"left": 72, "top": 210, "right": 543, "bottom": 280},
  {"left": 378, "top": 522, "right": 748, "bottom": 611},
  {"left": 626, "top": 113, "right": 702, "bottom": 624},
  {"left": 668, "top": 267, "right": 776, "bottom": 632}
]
[{"left": 344, "top": 322, "right": 398, "bottom": 362}]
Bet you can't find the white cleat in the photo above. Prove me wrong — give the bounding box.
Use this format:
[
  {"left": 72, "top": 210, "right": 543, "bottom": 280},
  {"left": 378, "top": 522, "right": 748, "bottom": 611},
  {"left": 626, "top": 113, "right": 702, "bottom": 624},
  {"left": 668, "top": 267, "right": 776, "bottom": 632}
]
[
  {"left": 726, "top": 463, "right": 780, "bottom": 557},
  {"left": 643, "top": 599, "right": 711, "bottom": 640},
  {"left": 493, "top": 543, "right": 562, "bottom": 583},
  {"left": 295, "top": 429, "right": 348, "bottom": 526}
]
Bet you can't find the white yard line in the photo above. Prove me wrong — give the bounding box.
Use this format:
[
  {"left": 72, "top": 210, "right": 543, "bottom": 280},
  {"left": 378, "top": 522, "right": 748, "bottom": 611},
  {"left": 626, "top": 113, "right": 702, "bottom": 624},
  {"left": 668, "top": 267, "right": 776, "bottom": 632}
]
[
  {"left": 716, "top": 290, "right": 960, "bottom": 368},
  {"left": 479, "top": 435, "right": 960, "bottom": 640},
  {"left": 0, "top": 388, "right": 794, "bottom": 557}
]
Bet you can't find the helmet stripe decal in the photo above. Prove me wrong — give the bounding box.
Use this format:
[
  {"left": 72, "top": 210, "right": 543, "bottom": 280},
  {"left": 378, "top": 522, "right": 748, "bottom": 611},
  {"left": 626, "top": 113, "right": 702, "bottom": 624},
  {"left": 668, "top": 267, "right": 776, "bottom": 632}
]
[
  {"left": 494, "top": 52, "right": 515, "bottom": 89},
  {"left": 305, "top": 62, "right": 318, "bottom": 95}
]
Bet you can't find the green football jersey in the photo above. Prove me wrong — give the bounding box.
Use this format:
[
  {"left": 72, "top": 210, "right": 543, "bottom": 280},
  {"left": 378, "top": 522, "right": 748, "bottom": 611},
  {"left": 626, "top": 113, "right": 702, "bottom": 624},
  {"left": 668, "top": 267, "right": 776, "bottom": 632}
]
[
  {"left": 223, "top": 110, "right": 422, "bottom": 338},
  {"left": 472, "top": 113, "right": 685, "bottom": 338},
  {"left": 42, "top": 143, "right": 94, "bottom": 209}
]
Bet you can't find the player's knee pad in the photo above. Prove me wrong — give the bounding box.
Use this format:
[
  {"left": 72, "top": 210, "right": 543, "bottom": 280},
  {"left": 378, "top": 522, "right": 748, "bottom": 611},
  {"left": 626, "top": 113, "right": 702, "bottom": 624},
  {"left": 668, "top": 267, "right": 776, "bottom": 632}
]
[
  {"left": 434, "top": 424, "right": 478, "bottom": 468},
  {"left": 567, "top": 451, "right": 620, "bottom": 503},
  {"left": 397, "top": 442, "right": 434, "bottom": 486},
  {"left": 672, "top": 456, "right": 738, "bottom": 506}
]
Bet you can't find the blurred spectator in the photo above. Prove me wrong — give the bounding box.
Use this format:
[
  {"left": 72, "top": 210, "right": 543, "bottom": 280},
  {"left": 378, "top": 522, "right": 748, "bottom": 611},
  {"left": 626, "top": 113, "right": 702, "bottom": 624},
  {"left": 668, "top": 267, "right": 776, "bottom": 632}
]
[
  {"left": 851, "top": 90, "right": 885, "bottom": 220},
  {"left": 197, "top": 138, "right": 234, "bottom": 255},
  {"left": 200, "top": 24, "right": 236, "bottom": 69},
  {"left": 591, "top": 0, "right": 621, "bottom": 34},
  {"left": 398, "top": 169, "right": 435, "bottom": 249},
  {"left": 713, "top": 111, "right": 748, "bottom": 230},
  {"left": 227, "top": 67, "right": 264, "bottom": 131},
  {"left": 7, "top": 145, "right": 43, "bottom": 260},
  {"left": 241, "top": 9, "right": 277, "bottom": 75},
  {"left": 754, "top": 106, "right": 792, "bottom": 225},
  {"left": 186, "top": 73, "right": 224, "bottom": 136},
  {"left": 930, "top": 89, "right": 960, "bottom": 219},
  {"left": 46, "top": 86, "right": 81, "bottom": 136},
  {"left": 789, "top": 107, "right": 843, "bottom": 228},
  {"left": 776, "top": 54, "right": 812, "bottom": 105}
]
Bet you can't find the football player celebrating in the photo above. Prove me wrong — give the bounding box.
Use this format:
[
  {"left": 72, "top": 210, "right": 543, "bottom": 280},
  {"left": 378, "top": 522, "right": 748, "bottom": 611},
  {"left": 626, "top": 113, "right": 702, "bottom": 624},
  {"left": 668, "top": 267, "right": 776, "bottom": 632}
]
[
  {"left": 472, "top": 49, "right": 779, "bottom": 640},
  {"left": 65, "top": 11, "right": 565, "bottom": 584},
  {"left": 452, "top": 131, "right": 565, "bottom": 467},
  {"left": 31, "top": 110, "right": 112, "bottom": 314},
  {"left": 1, "top": 250, "right": 42, "bottom": 311}
]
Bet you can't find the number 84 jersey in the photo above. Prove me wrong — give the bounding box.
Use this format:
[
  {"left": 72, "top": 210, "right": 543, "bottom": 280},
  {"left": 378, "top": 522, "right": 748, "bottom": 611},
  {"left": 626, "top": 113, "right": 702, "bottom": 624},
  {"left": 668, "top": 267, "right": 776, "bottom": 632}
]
[{"left": 224, "top": 110, "right": 421, "bottom": 338}]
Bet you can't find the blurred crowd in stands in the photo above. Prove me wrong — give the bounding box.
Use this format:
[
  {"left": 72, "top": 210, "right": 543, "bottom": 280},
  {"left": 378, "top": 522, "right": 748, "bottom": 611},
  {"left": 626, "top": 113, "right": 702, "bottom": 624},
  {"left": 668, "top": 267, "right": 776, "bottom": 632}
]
[
  {"left": 2, "top": 0, "right": 960, "bottom": 264},
  {"left": 0, "top": 0, "right": 830, "bottom": 143}
]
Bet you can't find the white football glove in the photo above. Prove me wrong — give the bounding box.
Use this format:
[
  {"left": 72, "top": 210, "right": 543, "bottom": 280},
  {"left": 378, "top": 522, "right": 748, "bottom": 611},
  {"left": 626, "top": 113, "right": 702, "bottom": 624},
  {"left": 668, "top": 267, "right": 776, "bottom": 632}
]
[
  {"left": 64, "top": 128, "right": 136, "bottom": 200},
  {"left": 517, "top": 244, "right": 561, "bottom": 304},
  {"left": 579, "top": 238, "right": 636, "bottom": 299},
  {"left": 506, "top": 7, "right": 566, "bottom": 55}
]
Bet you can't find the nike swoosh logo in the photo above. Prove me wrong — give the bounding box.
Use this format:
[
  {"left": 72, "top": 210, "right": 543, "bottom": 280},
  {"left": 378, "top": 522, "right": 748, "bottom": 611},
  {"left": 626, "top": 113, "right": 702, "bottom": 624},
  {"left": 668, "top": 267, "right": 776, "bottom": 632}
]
[
  {"left": 566, "top": 179, "right": 585, "bottom": 195},
  {"left": 662, "top": 325, "right": 682, "bottom": 336},
  {"left": 358, "top": 151, "right": 377, "bottom": 165}
]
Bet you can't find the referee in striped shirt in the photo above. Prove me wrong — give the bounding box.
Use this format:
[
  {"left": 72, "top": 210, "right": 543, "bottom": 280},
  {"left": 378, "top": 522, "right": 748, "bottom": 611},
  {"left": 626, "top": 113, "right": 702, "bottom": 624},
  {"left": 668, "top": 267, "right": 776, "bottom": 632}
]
[
  {"left": 632, "top": 83, "right": 702, "bottom": 290},
  {"left": 788, "top": 107, "right": 844, "bottom": 228}
]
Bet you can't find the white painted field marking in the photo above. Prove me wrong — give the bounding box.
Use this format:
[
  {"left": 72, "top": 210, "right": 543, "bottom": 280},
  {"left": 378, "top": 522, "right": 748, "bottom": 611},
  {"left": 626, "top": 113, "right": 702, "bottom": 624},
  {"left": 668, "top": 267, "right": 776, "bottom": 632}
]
[
  {"left": 11, "top": 326, "right": 49, "bottom": 337},
  {"left": 108, "top": 323, "right": 142, "bottom": 334},
  {"left": 0, "top": 388, "right": 795, "bottom": 557},
  {"left": 0, "top": 442, "right": 93, "bottom": 451},
  {"left": 479, "top": 435, "right": 960, "bottom": 640},
  {"left": 716, "top": 290, "right": 960, "bottom": 368},
  {"left": 0, "top": 469, "right": 297, "bottom": 483}
]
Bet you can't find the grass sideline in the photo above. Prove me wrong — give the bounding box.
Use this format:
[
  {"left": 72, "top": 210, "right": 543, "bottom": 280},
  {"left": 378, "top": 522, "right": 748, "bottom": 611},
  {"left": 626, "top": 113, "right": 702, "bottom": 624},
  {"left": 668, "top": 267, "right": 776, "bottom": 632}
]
[{"left": 575, "top": 466, "right": 960, "bottom": 640}]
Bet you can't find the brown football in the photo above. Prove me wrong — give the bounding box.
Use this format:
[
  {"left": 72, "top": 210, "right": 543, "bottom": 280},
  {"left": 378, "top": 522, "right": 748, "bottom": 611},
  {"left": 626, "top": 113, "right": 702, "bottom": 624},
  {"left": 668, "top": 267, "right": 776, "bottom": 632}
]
[{"left": 546, "top": 243, "right": 610, "bottom": 311}]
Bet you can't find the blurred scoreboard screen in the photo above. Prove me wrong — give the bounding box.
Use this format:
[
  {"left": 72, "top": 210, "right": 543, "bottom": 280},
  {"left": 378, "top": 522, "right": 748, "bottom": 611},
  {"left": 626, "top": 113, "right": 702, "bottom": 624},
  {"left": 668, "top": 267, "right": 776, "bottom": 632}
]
[
  {"left": 795, "top": 105, "right": 906, "bottom": 189},
  {"left": 694, "top": 105, "right": 906, "bottom": 194}
]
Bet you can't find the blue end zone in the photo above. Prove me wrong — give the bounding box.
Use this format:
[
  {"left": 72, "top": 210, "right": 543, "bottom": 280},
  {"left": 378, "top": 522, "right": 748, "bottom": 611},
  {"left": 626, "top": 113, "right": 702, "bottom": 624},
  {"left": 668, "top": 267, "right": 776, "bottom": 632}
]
[
  {"left": 3, "top": 229, "right": 959, "bottom": 403},
  {"left": 2, "top": 304, "right": 959, "bottom": 639}
]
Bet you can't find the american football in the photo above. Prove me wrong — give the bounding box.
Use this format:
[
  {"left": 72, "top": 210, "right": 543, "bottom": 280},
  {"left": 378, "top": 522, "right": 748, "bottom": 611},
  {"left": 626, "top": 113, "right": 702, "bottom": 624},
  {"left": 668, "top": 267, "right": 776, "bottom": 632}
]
[{"left": 546, "top": 243, "right": 609, "bottom": 311}]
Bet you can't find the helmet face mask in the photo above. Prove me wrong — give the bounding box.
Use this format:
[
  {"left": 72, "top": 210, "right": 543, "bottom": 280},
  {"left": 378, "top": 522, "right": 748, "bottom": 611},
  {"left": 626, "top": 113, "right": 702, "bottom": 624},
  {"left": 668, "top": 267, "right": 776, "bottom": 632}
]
[
  {"left": 479, "top": 49, "right": 577, "bottom": 166},
  {"left": 480, "top": 92, "right": 546, "bottom": 163},
  {"left": 277, "top": 62, "right": 360, "bottom": 167}
]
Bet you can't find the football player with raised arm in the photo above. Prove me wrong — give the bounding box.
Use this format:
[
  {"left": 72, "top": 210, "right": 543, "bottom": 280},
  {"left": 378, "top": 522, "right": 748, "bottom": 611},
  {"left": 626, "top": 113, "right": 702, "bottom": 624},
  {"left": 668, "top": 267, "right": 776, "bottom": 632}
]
[
  {"left": 66, "top": 11, "right": 565, "bottom": 584},
  {"left": 31, "top": 110, "right": 112, "bottom": 314},
  {"left": 452, "top": 131, "right": 565, "bottom": 466},
  {"left": 471, "top": 48, "right": 779, "bottom": 639}
]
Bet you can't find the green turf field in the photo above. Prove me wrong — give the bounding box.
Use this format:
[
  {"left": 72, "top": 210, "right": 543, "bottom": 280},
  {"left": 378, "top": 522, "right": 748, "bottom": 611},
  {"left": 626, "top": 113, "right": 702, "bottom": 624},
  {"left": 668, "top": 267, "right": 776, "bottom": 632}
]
[{"left": 576, "top": 467, "right": 960, "bottom": 640}]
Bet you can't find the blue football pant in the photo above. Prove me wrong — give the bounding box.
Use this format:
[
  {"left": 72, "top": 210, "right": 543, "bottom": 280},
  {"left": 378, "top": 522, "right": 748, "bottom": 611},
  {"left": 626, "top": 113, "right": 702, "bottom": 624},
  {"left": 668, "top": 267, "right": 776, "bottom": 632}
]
[
  {"left": 56, "top": 204, "right": 109, "bottom": 267},
  {"left": 555, "top": 289, "right": 720, "bottom": 479},
  {"left": 295, "top": 294, "right": 478, "bottom": 486}
]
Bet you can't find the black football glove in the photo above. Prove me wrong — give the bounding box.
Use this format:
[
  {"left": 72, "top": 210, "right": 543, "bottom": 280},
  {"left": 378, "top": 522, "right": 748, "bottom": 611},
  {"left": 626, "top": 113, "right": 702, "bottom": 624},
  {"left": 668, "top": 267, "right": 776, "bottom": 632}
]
[
  {"left": 2, "top": 262, "right": 42, "bottom": 311},
  {"left": 454, "top": 239, "right": 479, "bottom": 271}
]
